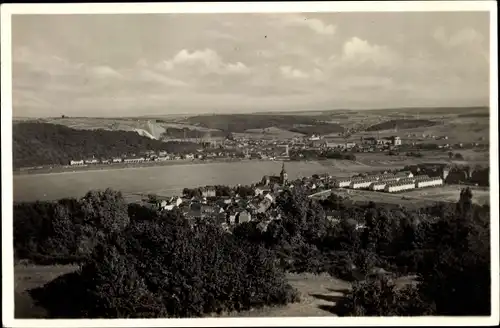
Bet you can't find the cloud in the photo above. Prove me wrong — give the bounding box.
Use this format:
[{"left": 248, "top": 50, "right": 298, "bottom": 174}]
[
  {"left": 279, "top": 14, "right": 336, "bottom": 35},
  {"left": 434, "top": 27, "right": 485, "bottom": 48},
  {"left": 87, "top": 65, "right": 123, "bottom": 79},
  {"left": 158, "top": 48, "right": 251, "bottom": 75},
  {"left": 280, "top": 65, "right": 309, "bottom": 79},
  {"left": 340, "top": 37, "right": 398, "bottom": 67},
  {"left": 134, "top": 69, "right": 189, "bottom": 87}
]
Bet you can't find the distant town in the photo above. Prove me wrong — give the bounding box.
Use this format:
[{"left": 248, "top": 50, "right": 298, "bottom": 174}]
[{"left": 60, "top": 132, "right": 484, "bottom": 169}]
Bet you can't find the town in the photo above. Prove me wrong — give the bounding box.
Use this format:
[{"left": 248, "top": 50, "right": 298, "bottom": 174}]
[
  {"left": 66, "top": 132, "right": 485, "bottom": 168},
  {"left": 140, "top": 161, "right": 454, "bottom": 233}
]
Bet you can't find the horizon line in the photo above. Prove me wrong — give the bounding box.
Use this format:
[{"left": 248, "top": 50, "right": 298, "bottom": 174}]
[{"left": 12, "top": 104, "right": 490, "bottom": 119}]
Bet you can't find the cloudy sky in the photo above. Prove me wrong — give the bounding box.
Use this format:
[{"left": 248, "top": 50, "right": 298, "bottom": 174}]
[{"left": 12, "top": 12, "right": 490, "bottom": 117}]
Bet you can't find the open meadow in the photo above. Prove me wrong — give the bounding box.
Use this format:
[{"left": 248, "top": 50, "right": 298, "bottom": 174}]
[{"left": 328, "top": 185, "right": 490, "bottom": 208}]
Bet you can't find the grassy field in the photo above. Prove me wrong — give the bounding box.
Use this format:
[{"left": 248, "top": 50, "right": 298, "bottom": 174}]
[
  {"left": 14, "top": 264, "right": 80, "bottom": 318},
  {"left": 329, "top": 185, "right": 490, "bottom": 207},
  {"left": 14, "top": 265, "right": 417, "bottom": 318}
]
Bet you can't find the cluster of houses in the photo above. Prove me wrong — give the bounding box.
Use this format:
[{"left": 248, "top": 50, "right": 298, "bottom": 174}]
[
  {"left": 67, "top": 149, "right": 248, "bottom": 166},
  {"left": 146, "top": 163, "right": 305, "bottom": 232},
  {"left": 332, "top": 170, "right": 444, "bottom": 193}
]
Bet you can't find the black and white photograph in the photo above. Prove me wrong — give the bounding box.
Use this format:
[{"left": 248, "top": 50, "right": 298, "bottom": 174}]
[{"left": 1, "top": 1, "right": 498, "bottom": 326}]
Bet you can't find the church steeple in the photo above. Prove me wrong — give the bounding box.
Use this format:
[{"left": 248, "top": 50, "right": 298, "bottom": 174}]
[{"left": 280, "top": 162, "right": 288, "bottom": 185}]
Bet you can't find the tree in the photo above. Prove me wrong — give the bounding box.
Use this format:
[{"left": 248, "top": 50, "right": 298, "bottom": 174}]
[
  {"left": 417, "top": 188, "right": 491, "bottom": 315},
  {"left": 80, "top": 189, "right": 130, "bottom": 234}
]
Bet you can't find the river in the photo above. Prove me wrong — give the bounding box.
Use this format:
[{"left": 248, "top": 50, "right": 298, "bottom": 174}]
[{"left": 13, "top": 160, "right": 376, "bottom": 202}]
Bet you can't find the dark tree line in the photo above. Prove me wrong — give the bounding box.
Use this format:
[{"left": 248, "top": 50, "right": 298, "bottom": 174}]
[
  {"left": 13, "top": 122, "right": 200, "bottom": 168},
  {"left": 160, "top": 127, "right": 226, "bottom": 140},
  {"left": 24, "top": 193, "right": 298, "bottom": 318},
  {"left": 186, "top": 114, "right": 344, "bottom": 134},
  {"left": 15, "top": 184, "right": 491, "bottom": 317},
  {"left": 289, "top": 149, "right": 356, "bottom": 161}
]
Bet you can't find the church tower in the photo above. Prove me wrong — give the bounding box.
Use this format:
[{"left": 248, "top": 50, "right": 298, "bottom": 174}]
[{"left": 280, "top": 162, "right": 288, "bottom": 185}]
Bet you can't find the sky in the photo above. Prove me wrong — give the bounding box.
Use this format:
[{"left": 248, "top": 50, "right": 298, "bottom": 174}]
[{"left": 11, "top": 11, "right": 490, "bottom": 117}]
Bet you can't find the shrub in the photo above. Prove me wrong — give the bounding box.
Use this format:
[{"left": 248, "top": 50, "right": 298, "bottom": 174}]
[{"left": 335, "top": 276, "right": 434, "bottom": 316}]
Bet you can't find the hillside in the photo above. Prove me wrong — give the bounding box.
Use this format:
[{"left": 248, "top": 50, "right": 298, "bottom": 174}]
[
  {"left": 365, "top": 119, "right": 438, "bottom": 132},
  {"left": 185, "top": 114, "right": 345, "bottom": 134},
  {"left": 161, "top": 127, "right": 227, "bottom": 140},
  {"left": 13, "top": 123, "right": 200, "bottom": 169}
]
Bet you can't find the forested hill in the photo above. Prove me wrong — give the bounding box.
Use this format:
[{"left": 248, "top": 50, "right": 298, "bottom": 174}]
[
  {"left": 13, "top": 122, "right": 199, "bottom": 169},
  {"left": 366, "top": 119, "right": 438, "bottom": 131},
  {"left": 186, "top": 114, "right": 345, "bottom": 134}
]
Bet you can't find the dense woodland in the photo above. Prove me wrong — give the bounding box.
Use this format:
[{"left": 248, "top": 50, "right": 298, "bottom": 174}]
[
  {"left": 185, "top": 114, "right": 345, "bottom": 135},
  {"left": 14, "top": 184, "right": 490, "bottom": 317},
  {"left": 13, "top": 123, "right": 200, "bottom": 168},
  {"left": 160, "top": 127, "right": 226, "bottom": 140}
]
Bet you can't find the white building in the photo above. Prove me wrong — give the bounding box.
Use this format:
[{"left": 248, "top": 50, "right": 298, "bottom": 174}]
[
  {"left": 369, "top": 182, "right": 387, "bottom": 191},
  {"left": 379, "top": 177, "right": 400, "bottom": 183},
  {"left": 84, "top": 159, "right": 99, "bottom": 164},
  {"left": 350, "top": 179, "right": 376, "bottom": 189},
  {"left": 392, "top": 136, "right": 402, "bottom": 146},
  {"left": 384, "top": 181, "right": 415, "bottom": 193},
  {"left": 416, "top": 178, "right": 443, "bottom": 188},
  {"left": 333, "top": 178, "right": 352, "bottom": 188},
  {"left": 112, "top": 158, "right": 122, "bottom": 163},
  {"left": 156, "top": 156, "right": 170, "bottom": 161},
  {"left": 70, "top": 160, "right": 84, "bottom": 166},
  {"left": 123, "top": 157, "right": 145, "bottom": 163}
]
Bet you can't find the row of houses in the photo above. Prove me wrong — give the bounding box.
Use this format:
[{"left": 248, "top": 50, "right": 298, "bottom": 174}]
[
  {"left": 333, "top": 171, "right": 414, "bottom": 188},
  {"left": 332, "top": 171, "right": 443, "bottom": 193},
  {"left": 69, "top": 155, "right": 185, "bottom": 166}
]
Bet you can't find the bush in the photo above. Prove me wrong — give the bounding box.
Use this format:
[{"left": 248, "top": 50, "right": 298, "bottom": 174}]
[{"left": 335, "top": 276, "right": 434, "bottom": 316}]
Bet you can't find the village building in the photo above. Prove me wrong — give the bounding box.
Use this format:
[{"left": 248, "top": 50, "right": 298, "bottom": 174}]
[
  {"left": 201, "top": 186, "right": 216, "bottom": 198},
  {"left": 384, "top": 181, "right": 416, "bottom": 193},
  {"left": 236, "top": 210, "right": 252, "bottom": 224},
  {"left": 261, "top": 162, "right": 288, "bottom": 186},
  {"left": 84, "top": 158, "right": 99, "bottom": 164},
  {"left": 123, "top": 157, "right": 145, "bottom": 163},
  {"left": 350, "top": 179, "right": 374, "bottom": 189},
  {"left": 333, "top": 178, "right": 352, "bottom": 188},
  {"left": 391, "top": 136, "right": 402, "bottom": 146},
  {"left": 369, "top": 182, "right": 387, "bottom": 191},
  {"left": 415, "top": 177, "right": 444, "bottom": 188},
  {"left": 69, "top": 160, "right": 85, "bottom": 166}
]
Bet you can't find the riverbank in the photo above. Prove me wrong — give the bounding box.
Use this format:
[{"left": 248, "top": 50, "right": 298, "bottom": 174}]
[{"left": 13, "top": 158, "right": 273, "bottom": 176}]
